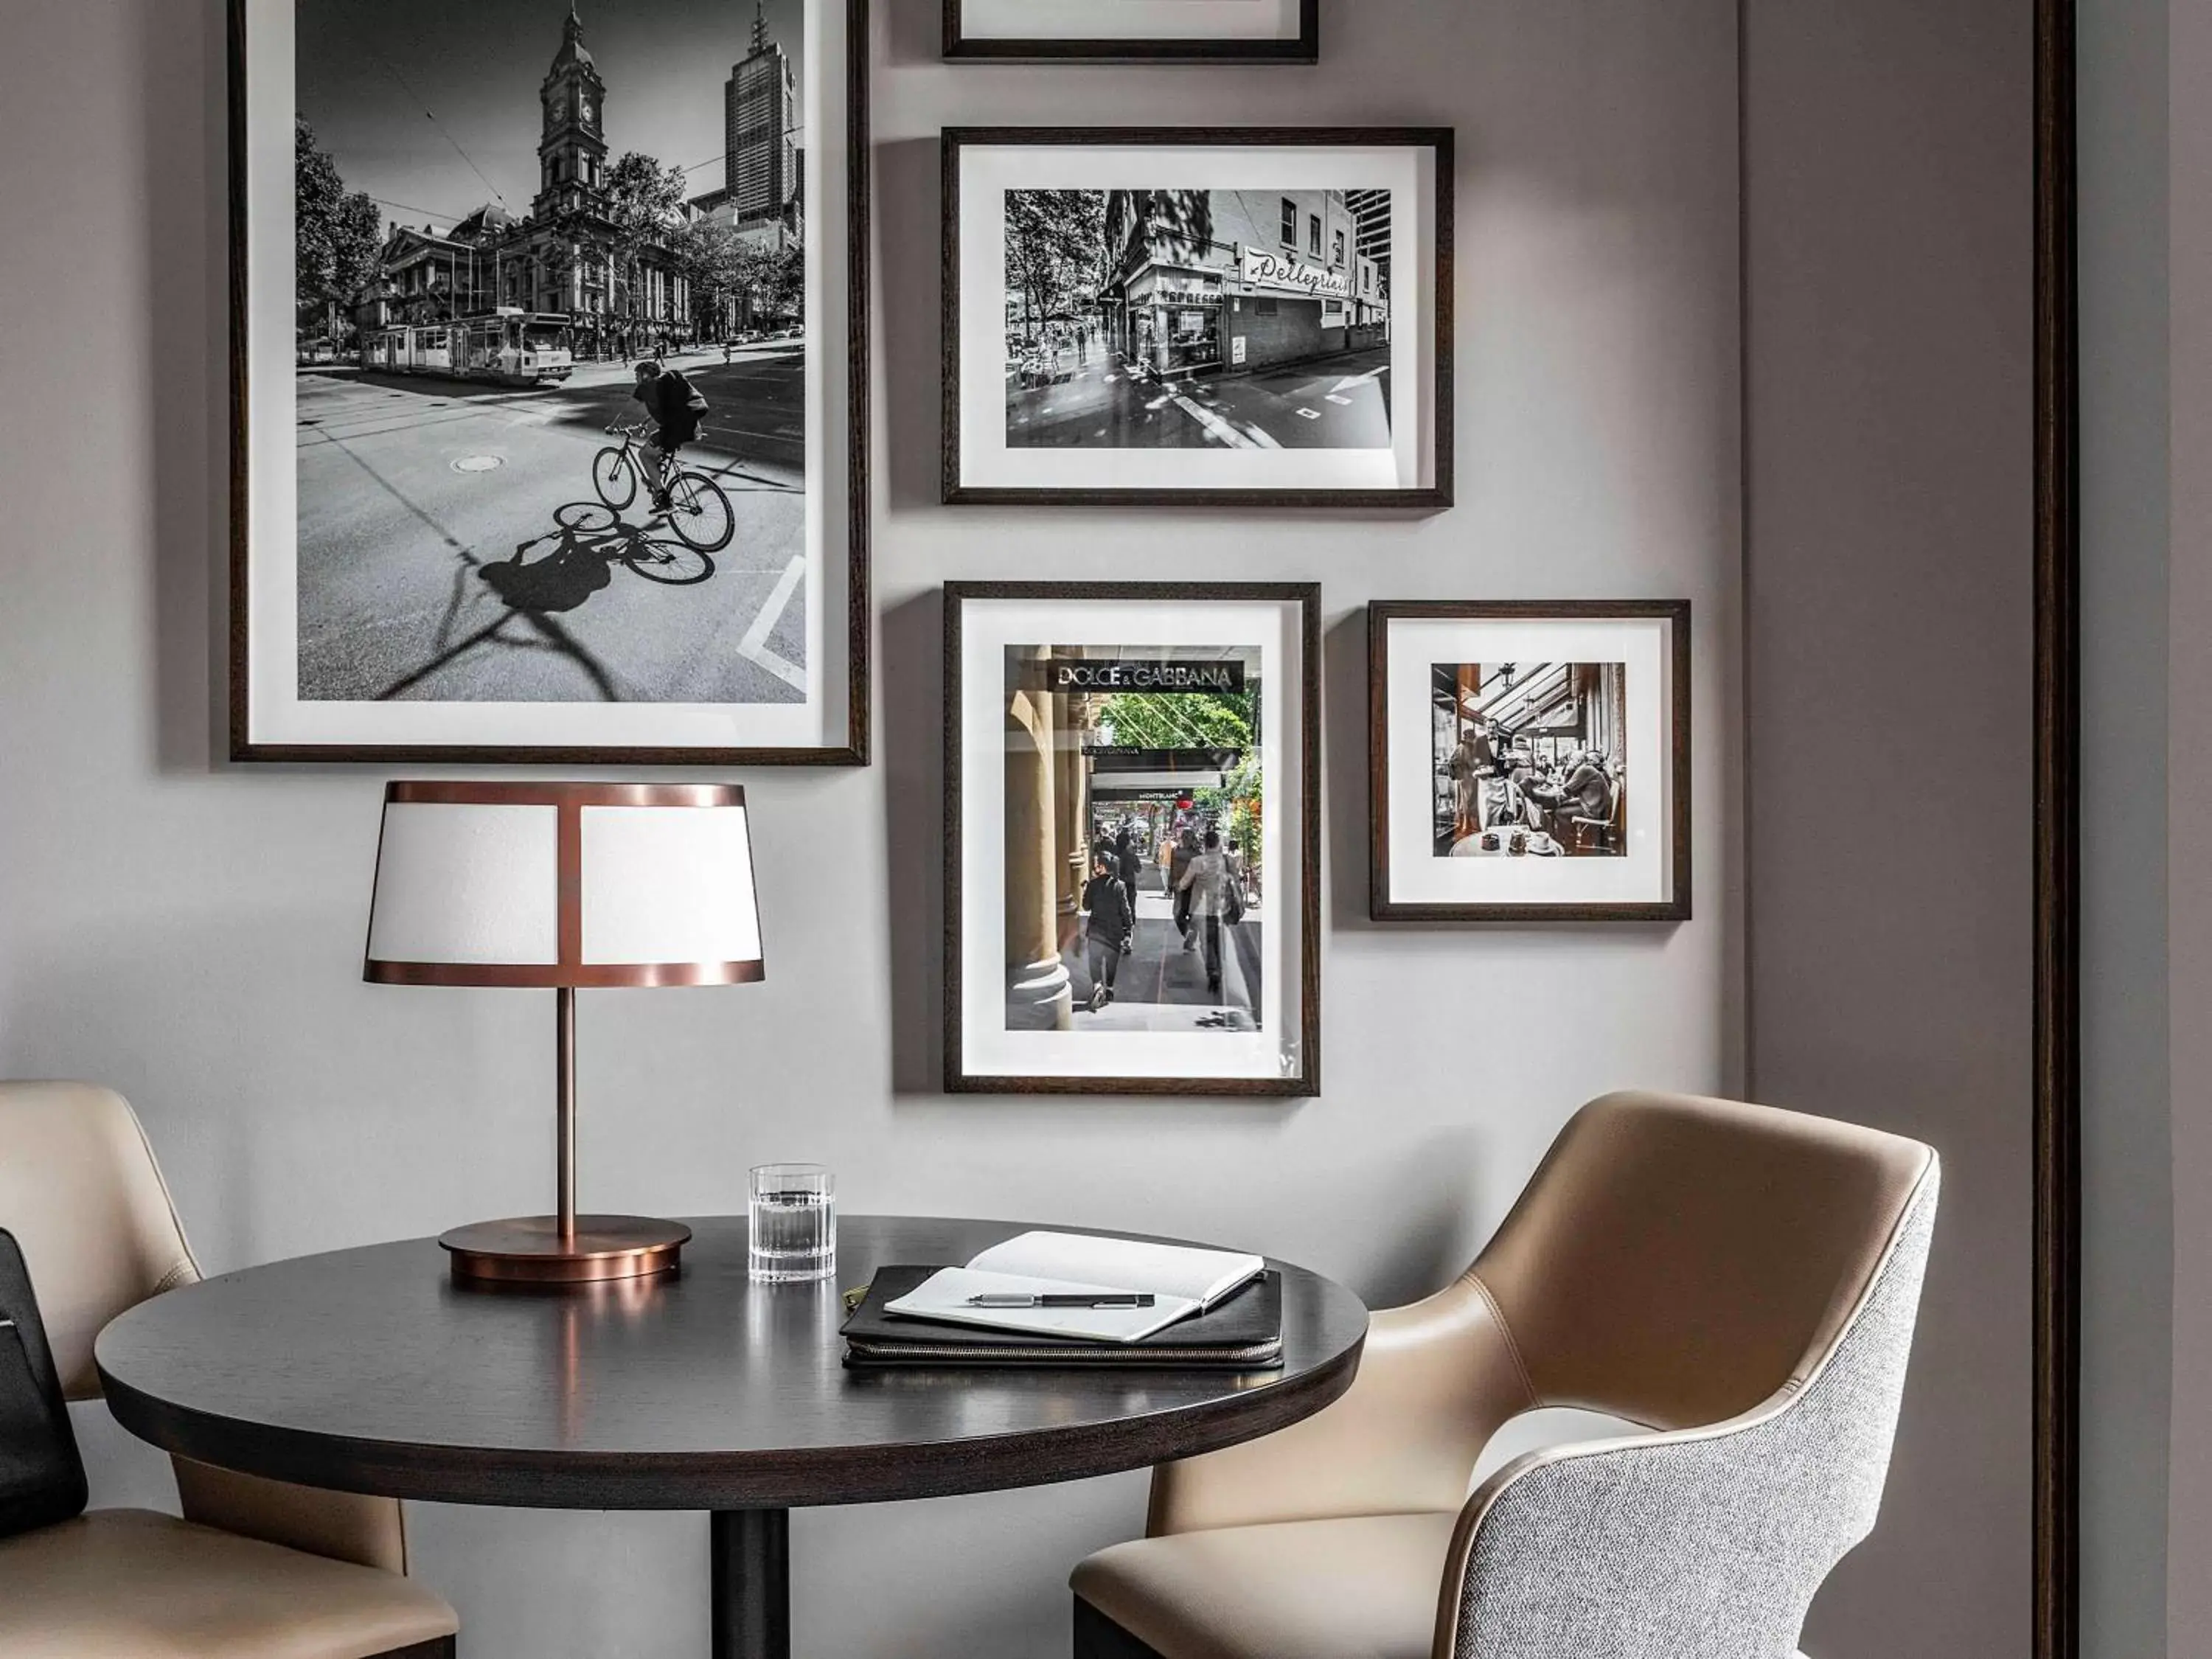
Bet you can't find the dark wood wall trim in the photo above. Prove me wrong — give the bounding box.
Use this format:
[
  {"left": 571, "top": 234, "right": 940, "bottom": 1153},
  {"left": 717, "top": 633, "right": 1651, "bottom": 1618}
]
[{"left": 2034, "top": 0, "right": 2081, "bottom": 1656}]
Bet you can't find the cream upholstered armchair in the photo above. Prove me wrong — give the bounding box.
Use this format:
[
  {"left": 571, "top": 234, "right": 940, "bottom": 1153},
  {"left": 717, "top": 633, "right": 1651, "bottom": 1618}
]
[
  {"left": 1072, "top": 1091, "right": 1939, "bottom": 1659},
  {"left": 0, "top": 1081, "right": 459, "bottom": 1658}
]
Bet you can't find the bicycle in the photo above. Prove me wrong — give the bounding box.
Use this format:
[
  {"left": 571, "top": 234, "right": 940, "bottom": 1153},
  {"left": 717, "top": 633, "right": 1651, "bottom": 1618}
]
[{"left": 592, "top": 421, "right": 734, "bottom": 554}]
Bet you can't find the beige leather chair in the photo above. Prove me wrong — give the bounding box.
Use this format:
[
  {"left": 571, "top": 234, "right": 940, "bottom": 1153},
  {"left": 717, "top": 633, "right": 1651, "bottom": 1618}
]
[
  {"left": 0, "top": 1082, "right": 459, "bottom": 1659},
  {"left": 1072, "top": 1091, "right": 1939, "bottom": 1659}
]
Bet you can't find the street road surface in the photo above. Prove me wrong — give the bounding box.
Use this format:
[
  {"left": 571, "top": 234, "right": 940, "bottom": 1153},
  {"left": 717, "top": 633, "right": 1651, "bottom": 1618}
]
[
  {"left": 1007, "top": 344, "right": 1393, "bottom": 452},
  {"left": 296, "top": 346, "right": 807, "bottom": 705}
]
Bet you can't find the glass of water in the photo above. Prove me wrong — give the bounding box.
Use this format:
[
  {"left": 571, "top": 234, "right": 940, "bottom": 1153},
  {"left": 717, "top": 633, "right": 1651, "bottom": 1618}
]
[{"left": 748, "top": 1164, "right": 836, "bottom": 1284}]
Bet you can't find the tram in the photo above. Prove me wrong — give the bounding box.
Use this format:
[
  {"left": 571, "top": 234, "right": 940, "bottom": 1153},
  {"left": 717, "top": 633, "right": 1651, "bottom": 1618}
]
[{"left": 359, "top": 307, "right": 575, "bottom": 386}]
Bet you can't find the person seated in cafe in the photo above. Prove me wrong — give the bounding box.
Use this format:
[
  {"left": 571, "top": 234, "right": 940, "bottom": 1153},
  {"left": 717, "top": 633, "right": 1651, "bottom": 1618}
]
[{"left": 1528, "top": 749, "right": 1615, "bottom": 843}]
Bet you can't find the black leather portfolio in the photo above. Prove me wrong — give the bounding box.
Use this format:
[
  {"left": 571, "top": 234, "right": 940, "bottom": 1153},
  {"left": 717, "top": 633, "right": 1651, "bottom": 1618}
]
[
  {"left": 841, "top": 1266, "right": 1284, "bottom": 1371},
  {"left": 0, "top": 1228, "right": 87, "bottom": 1539}
]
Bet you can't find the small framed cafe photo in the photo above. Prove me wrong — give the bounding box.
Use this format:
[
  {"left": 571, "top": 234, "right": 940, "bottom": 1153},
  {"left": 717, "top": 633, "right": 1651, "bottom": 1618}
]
[
  {"left": 1369, "top": 602, "right": 1692, "bottom": 924},
  {"left": 943, "top": 128, "right": 1454, "bottom": 509},
  {"left": 943, "top": 0, "right": 1321, "bottom": 63},
  {"left": 945, "top": 583, "right": 1321, "bottom": 1096}
]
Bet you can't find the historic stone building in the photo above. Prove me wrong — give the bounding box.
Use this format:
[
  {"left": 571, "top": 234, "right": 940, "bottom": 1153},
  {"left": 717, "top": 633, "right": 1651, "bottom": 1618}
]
[{"left": 355, "top": 6, "right": 692, "bottom": 361}]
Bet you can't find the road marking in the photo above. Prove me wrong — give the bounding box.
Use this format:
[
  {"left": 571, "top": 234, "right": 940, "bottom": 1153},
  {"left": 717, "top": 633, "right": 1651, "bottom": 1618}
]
[
  {"left": 1295, "top": 408, "right": 1322, "bottom": 420},
  {"left": 1325, "top": 394, "right": 1353, "bottom": 406},
  {"left": 1168, "top": 392, "right": 1278, "bottom": 449},
  {"left": 737, "top": 554, "right": 807, "bottom": 692}
]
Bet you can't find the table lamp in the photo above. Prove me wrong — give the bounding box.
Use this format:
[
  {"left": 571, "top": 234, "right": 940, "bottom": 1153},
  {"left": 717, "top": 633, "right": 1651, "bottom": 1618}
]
[{"left": 364, "top": 782, "right": 765, "bottom": 1285}]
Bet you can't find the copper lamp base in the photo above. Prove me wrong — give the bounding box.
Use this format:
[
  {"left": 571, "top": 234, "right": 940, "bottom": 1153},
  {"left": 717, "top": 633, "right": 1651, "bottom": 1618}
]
[{"left": 440, "top": 1215, "right": 692, "bottom": 1286}]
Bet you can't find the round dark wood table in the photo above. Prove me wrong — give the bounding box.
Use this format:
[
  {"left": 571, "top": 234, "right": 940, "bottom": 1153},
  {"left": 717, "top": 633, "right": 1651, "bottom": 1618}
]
[{"left": 95, "top": 1216, "right": 1367, "bottom": 1659}]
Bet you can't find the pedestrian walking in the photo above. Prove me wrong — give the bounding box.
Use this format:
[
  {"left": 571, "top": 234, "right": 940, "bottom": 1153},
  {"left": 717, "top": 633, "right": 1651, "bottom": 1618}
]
[
  {"left": 1168, "top": 826, "right": 1201, "bottom": 947},
  {"left": 1177, "top": 830, "right": 1234, "bottom": 995},
  {"left": 1081, "top": 852, "right": 1132, "bottom": 1012},
  {"left": 1114, "top": 826, "right": 1143, "bottom": 949}
]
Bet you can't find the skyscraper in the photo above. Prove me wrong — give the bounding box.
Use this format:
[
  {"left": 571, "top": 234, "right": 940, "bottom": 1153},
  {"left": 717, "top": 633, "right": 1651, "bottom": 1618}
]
[
  {"left": 1345, "top": 189, "right": 1394, "bottom": 302},
  {"left": 726, "top": 0, "right": 796, "bottom": 225}
]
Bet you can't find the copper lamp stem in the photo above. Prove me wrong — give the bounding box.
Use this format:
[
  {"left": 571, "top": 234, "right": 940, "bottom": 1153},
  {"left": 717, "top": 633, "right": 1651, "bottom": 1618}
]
[{"left": 557, "top": 985, "right": 577, "bottom": 1248}]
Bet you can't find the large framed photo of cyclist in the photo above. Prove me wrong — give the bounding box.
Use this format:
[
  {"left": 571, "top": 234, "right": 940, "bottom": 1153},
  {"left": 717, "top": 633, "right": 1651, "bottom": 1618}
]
[
  {"left": 229, "top": 0, "right": 871, "bottom": 764},
  {"left": 945, "top": 582, "right": 1321, "bottom": 1096},
  {"left": 1368, "top": 601, "right": 1692, "bottom": 924}
]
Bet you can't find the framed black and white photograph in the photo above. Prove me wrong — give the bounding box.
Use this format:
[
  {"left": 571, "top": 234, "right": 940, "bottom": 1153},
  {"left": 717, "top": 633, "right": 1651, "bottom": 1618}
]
[
  {"left": 1369, "top": 602, "right": 1691, "bottom": 923},
  {"left": 942, "top": 128, "right": 1453, "bottom": 509},
  {"left": 945, "top": 583, "right": 1321, "bottom": 1096},
  {"left": 230, "top": 0, "right": 870, "bottom": 764},
  {"left": 943, "top": 0, "right": 1320, "bottom": 63}
]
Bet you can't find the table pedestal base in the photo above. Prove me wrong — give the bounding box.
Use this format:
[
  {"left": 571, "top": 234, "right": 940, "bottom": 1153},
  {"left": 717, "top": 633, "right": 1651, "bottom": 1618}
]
[{"left": 712, "top": 1509, "right": 790, "bottom": 1659}]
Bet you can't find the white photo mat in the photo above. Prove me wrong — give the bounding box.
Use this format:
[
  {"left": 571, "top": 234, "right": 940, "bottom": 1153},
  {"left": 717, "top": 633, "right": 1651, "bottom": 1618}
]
[
  {"left": 237, "top": 0, "right": 856, "bottom": 757},
  {"left": 954, "top": 141, "right": 1439, "bottom": 495},
  {"left": 956, "top": 596, "right": 1308, "bottom": 1085},
  {"left": 1382, "top": 615, "right": 1679, "bottom": 908},
  {"left": 956, "top": 1, "right": 1305, "bottom": 42}
]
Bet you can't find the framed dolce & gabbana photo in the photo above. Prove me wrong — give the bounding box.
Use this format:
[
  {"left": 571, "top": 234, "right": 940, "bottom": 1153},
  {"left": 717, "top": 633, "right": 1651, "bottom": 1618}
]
[
  {"left": 943, "top": 0, "right": 1321, "bottom": 63},
  {"left": 943, "top": 128, "right": 1453, "bottom": 509},
  {"left": 1369, "top": 601, "right": 1692, "bottom": 924},
  {"left": 945, "top": 583, "right": 1321, "bottom": 1096},
  {"left": 230, "top": 0, "right": 871, "bottom": 764}
]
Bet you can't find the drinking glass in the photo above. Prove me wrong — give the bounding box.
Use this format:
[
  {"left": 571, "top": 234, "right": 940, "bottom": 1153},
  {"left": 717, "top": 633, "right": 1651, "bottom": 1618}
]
[{"left": 748, "top": 1164, "right": 836, "bottom": 1284}]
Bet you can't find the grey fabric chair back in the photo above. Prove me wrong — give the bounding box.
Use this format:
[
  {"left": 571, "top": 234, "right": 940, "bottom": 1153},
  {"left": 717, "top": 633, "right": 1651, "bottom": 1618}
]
[{"left": 1444, "top": 1160, "right": 1938, "bottom": 1659}]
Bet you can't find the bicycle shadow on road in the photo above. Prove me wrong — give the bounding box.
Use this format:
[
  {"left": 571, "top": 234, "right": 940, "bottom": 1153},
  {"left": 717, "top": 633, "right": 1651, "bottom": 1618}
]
[
  {"left": 481, "top": 501, "right": 717, "bottom": 613},
  {"left": 375, "top": 502, "right": 713, "bottom": 703}
]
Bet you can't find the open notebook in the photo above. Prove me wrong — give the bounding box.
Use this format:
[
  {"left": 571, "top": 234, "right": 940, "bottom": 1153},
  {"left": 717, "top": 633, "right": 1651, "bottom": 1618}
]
[{"left": 881, "top": 1231, "right": 1265, "bottom": 1344}]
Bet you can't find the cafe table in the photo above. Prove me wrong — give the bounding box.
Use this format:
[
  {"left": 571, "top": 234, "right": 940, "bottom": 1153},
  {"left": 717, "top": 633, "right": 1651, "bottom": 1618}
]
[{"left": 95, "top": 1215, "right": 1368, "bottom": 1659}]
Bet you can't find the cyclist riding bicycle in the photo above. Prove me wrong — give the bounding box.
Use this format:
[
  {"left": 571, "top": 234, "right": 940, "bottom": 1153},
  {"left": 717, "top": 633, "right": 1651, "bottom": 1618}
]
[{"left": 631, "top": 359, "right": 709, "bottom": 513}]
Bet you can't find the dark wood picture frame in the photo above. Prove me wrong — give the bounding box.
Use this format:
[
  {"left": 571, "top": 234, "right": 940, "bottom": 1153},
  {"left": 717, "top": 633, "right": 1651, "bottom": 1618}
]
[
  {"left": 943, "top": 582, "right": 1323, "bottom": 1097},
  {"left": 226, "top": 0, "right": 874, "bottom": 767},
  {"left": 942, "top": 0, "right": 1321, "bottom": 63},
  {"left": 1366, "top": 600, "right": 1692, "bottom": 925},
  {"left": 941, "top": 127, "right": 1455, "bottom": 511}
]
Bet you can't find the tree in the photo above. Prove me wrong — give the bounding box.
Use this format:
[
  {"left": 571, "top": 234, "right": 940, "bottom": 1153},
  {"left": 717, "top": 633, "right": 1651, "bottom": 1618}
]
[
  {"left": 1094, "top": 689, "right": 1255, "bottom": 752},
  {"left": 602, "top": 152, "right": 689, "bottom": 342},
  {"left": 674, "top": 223, "right": 806, "bottom": 336},
  {"left": 1004, "top": 189, "right": 1105, "bottom": 346},
  {"left": 295, "top": 117, "right": 383, "bottom": 345}
]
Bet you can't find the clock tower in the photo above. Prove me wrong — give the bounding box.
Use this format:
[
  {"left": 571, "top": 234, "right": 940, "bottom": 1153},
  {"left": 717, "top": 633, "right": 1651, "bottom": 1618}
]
[{"left": 535, "top": 4, "right": 608, "bottom": 220}]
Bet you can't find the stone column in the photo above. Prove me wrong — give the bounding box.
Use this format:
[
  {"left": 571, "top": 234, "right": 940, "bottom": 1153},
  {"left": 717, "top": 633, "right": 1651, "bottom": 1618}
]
[
  {"left": 1056, "top": 693, "right": 1091, "bottom": 932},
  {"left": 1005, "top": 654, "right": 1072, "bottom": 1031}
]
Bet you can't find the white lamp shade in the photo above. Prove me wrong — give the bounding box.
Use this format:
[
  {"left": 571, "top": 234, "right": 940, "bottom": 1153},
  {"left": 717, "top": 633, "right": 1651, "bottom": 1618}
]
[{"left": 364, "top": 783, "right": 765, "bottom": 988}]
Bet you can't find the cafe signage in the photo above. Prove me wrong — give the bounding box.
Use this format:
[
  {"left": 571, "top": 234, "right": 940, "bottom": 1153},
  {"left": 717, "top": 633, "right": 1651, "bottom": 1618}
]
[{"left": 1238, "top": 246, "right": 1353, "bottom": 301}]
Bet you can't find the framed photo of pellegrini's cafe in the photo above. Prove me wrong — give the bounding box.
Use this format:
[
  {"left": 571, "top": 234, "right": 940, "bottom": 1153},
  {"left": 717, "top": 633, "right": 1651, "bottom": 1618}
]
[
  {"left": 229, "top": 0, "right": 871, "bottom": 764},
  {"left": 945, "top": 583, "right": 1321, "bottom": 1096},
  {"left": 942, "top": 128, "right": 1453, "bottom": 509},
  {"left": 1369, "top": 601, "right": 1693, "bottom": 924}
]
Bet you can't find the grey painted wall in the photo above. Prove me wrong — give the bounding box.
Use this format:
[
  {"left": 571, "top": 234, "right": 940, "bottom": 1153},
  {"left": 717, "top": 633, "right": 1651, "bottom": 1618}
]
[
  {"left": 1740, "top": 2, "right": 2034, "bottom": 1656},
  {"left": 0, "top": 2, "right": 1741, "bottom": 1655},
  {"left": 2166, "top": 0, "right": 2211, "bottom": 1651},
  {"left": 2079, "top": 0, "right": 2174, "bottom": 1653}
]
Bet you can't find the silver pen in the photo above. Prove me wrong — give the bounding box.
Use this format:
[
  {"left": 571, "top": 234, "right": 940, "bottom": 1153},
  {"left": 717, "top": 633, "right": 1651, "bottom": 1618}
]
[{"left": 967, "top": 1293, "right": 1155, "bottom": 1309}]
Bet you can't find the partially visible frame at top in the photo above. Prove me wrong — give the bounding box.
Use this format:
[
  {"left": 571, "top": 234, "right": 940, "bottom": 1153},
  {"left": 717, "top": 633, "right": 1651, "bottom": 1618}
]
[{"left": 944, "top": 0, "right": 1320, "bottom": 64}]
